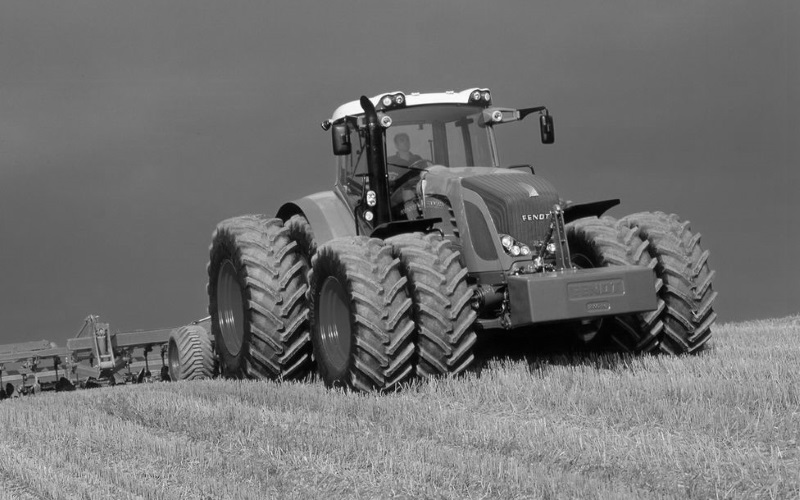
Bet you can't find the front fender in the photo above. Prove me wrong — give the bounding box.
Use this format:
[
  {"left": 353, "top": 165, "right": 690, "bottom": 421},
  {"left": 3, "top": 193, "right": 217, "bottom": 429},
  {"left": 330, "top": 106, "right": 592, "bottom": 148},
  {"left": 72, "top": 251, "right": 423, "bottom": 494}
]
[{"left": 563, "top": 199, "right": 620, "bottom": 224}]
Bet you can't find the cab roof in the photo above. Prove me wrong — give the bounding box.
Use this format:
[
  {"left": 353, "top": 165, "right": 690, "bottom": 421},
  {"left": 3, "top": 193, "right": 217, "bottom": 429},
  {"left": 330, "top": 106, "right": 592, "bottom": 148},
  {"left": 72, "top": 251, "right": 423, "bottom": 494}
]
[{"left": 329, "top": 87, "right": 491, "bottom": 123}]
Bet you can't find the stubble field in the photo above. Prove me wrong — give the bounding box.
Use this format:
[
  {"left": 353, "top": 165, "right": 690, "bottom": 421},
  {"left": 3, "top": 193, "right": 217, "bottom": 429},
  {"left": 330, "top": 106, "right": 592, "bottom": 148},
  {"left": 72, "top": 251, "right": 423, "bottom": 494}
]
[{"left": 0, "top": 317, "right": 798, "bottom": 499}]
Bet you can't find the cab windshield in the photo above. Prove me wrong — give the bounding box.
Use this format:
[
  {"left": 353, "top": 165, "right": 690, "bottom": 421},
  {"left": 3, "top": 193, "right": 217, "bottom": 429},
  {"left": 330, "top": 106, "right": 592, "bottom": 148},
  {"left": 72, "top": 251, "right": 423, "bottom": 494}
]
[
  {"left": 384, "top": 104, "right": 495, "bottom": 168},
  {"left": 336, "top": 104, "right": 497, "bottom": 215}
]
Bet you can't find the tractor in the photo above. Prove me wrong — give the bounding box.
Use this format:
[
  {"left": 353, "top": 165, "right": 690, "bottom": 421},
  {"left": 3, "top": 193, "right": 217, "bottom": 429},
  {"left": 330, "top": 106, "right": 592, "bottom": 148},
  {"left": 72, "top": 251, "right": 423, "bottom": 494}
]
[{"left": 200, "top": 88, "right": 717, "bottom": 392}]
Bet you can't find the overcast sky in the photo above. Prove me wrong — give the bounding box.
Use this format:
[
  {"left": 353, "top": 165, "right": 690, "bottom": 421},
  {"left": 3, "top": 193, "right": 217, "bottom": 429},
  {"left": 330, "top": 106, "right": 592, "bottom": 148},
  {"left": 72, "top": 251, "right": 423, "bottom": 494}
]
[{"left": 1, "top": 1, "right": 798, "bottom": 345}]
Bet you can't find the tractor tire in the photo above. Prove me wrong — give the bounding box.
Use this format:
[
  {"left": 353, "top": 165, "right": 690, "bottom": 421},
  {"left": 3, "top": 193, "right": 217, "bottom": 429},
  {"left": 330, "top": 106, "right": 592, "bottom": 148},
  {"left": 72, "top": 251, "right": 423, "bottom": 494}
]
[
  {"left": 167, "top": 324, "right": 214, "bottom": 381},
  {"left": 285, "top": 213, "right": 317, "bottom": 331},
  {"left": 285, "top": 214, "right": 317, "bottom": 267},
  {"left": 386, "top": 232, "right": 477, "bottom": 377},
  {"left": 620, "top": 212, "right": 717, "bottom": 354},
  {"left": 566, "top": 216, "right": 665, "bottom": 352},
  {"left": 309, "top": 237, "right": 416, "bottom": 392},
  {"left": 207, "top": 214, "right": 312, "bottom": 380}
]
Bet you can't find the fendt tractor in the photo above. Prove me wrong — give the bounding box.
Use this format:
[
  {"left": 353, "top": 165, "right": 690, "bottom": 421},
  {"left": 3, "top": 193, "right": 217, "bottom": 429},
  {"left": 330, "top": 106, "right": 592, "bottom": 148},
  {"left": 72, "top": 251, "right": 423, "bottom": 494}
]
[{"left": 196, "top": 88, "right": 717, "bottom": 392}]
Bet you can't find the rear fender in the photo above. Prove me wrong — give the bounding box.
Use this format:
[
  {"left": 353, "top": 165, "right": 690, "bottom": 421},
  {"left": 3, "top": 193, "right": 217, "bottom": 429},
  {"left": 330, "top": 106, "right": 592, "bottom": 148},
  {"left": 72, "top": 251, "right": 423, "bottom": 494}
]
[{"left": 276, "top": 191, "right": 356, "bottom": 245}]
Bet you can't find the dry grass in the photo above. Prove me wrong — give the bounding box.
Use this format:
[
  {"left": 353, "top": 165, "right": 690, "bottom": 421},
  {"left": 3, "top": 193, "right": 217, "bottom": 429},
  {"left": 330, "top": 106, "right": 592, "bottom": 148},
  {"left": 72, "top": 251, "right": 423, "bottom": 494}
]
[{"left": 1, "top": 316, "right": 798, "bottom": 499}]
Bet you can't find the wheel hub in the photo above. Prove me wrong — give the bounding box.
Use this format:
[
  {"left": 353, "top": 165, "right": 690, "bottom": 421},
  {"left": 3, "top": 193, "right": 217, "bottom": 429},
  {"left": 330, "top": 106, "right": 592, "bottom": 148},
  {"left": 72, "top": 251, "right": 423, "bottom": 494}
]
[
  {"left": 318, "top": 276, "right": 352, "bottom": 373},
  {"left": 167, "top": 339, "right": 181, "bottom": 380},
  {"left": 218, "top": 259, "right": 245, "bottom": 357}
]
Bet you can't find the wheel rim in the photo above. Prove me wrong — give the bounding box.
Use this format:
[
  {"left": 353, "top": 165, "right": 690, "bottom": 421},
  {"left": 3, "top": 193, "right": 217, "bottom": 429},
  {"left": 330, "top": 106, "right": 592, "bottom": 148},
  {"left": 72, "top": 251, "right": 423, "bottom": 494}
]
[
  {"left": 571, "top": 252, "right": 594, "bottom": 269},
  {"left": 218, "top": 259, "right": 245, "bottom": 356},
  {"left": 167, "top": 338, "right": 181, "bottom": 380},
  {"left": 318, "top": 276, "right": 352, "bottom": 374}
]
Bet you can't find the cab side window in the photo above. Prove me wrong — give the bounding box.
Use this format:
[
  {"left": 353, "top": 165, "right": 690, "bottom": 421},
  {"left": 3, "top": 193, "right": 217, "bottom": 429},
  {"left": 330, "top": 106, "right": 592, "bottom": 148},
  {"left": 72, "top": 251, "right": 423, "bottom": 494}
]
[{"left": 337, "top": 123, "right": 365, "bottom": 209}]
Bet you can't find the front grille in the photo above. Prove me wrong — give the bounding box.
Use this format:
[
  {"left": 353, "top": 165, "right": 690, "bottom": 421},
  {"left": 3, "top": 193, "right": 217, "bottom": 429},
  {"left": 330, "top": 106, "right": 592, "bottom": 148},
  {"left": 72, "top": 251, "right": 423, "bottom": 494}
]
[
  {"left": 461, "top": 173, "right": 559, "bottom": 246},
  {"left": 464, "top": 201, "right": 497, "bottom": 261}
]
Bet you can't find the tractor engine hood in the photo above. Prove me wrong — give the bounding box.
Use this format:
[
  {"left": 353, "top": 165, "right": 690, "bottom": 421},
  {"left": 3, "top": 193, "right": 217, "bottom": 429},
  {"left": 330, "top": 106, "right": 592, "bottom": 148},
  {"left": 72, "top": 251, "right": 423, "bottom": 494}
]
[
  {"left": 421, "top": 167, "right": 560, "bottom": 247},
  {"left": 460, "top": 172, "right": 559, "bottom": 246}
]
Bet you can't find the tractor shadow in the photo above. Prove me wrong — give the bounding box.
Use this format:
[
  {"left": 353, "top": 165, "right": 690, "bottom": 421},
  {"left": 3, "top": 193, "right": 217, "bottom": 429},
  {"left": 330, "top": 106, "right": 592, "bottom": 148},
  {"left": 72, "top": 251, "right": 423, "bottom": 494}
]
[{"left": 471, "top": 327, "right": 638, "bottom": 375}]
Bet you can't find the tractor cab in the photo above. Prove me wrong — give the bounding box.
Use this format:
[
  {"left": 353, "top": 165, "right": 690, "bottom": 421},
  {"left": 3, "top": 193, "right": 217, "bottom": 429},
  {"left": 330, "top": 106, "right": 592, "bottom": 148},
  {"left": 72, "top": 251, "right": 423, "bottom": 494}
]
[{"left": 322, "top": 88, "right": 554, "bottom": 235}]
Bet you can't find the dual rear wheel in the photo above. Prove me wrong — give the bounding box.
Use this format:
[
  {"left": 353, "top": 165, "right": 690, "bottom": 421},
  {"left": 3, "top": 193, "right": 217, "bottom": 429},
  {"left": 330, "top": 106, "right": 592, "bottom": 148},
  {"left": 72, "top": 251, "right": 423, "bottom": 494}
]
[
  {"left": 207, "top": 215, "right": 475, "bottom": 391},
  {"left": 207, "top": 215, "right": 313, "bottom": 380}
]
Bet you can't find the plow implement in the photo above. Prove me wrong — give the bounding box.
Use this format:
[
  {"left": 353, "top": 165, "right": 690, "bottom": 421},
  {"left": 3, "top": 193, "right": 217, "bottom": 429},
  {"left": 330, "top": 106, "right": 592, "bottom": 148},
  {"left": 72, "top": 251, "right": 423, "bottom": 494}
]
[{"left": 0, "top": 314, "right": 215, "bottom": 398}]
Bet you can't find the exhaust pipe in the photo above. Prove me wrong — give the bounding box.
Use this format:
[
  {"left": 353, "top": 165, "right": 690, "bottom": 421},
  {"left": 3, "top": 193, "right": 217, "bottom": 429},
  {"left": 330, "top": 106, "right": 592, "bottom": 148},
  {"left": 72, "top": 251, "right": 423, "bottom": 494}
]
[{"left": 360, "top": 96, "right": 392, "bottom": 226}]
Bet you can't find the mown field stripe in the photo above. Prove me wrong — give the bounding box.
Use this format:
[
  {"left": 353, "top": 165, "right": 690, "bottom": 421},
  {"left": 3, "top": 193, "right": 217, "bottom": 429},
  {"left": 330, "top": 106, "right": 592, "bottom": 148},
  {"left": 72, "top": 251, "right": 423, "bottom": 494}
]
[{"left": 0, "top": 317, "right": 797, "bottom": 499}]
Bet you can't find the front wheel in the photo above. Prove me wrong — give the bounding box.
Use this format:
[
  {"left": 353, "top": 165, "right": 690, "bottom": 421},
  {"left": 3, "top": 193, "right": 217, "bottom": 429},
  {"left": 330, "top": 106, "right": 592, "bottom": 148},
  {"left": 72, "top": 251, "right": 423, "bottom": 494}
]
[
  {"left": 620, "top": 212, "right": 717, "bottom": 354},
  {"left": 309, "top": 237, "right": 416, "bottom": 392},
  {"left": 566, "top": 216, "right": 665, "bottom": 352},
  {"left": 386, "top": 232, "right": 477, "bottom": 377}
]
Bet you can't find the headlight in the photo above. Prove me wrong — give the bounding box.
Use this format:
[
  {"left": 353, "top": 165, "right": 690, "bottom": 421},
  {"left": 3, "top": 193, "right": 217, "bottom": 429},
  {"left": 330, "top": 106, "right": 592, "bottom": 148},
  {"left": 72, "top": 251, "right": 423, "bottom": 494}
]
[
  {"left": 380, "top": 115, "right": 392, "bottom": 128},
  {"left": 364, "top": 210, "right": 374, "bottom": 221},
  {"left": 546, "top": 242, "right": 556, "bottom": 254},
  {"left": 378, "top": 93, "right": 406, "bottom": 110},
  {"left": 500, "top": 234, "right": 532, "bottom": 258},
  {"left": 366, "top": 190, "right": 377, "bottom": 207},
  {"left": 469, "top": 88, "right": 492, "bottom": 105}
]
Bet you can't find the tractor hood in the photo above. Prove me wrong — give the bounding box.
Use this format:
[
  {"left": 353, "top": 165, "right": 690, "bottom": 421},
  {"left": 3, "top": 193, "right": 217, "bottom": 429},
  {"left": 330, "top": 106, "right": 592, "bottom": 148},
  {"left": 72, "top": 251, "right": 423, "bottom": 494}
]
[{"left": 421, "top": 167, "right": 560, "bottom": 247}]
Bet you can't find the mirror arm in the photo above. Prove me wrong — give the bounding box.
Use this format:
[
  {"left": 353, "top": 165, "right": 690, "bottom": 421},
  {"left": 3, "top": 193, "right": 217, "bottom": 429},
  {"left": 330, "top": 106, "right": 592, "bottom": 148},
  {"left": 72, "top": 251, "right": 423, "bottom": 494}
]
[{"left": 517, "top": 106, "right": 548, "bottom": 121}]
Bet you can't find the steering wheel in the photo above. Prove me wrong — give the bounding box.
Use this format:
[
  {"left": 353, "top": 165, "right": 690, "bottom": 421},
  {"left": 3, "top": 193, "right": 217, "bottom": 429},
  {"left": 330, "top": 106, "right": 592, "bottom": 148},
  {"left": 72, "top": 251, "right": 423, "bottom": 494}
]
[
  {"left": 388, "top": 158, "right": 429, "bottom": 185},
  {"left": 402, "top": 158, "right": 430, "bottom": 171},
  {"left": 388, "top": 159, "right": 430, "bottom": 202}
]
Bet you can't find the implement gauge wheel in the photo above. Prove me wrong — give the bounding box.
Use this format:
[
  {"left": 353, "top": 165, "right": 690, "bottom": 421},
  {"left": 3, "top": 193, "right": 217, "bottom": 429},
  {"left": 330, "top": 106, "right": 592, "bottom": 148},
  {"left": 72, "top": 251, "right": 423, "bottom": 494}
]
[
  {"left": 309, "top": 237, "right": 416, "bottom": 392},
  {"left": 167, "top": 324, "right": 214, "bottom": 381}
]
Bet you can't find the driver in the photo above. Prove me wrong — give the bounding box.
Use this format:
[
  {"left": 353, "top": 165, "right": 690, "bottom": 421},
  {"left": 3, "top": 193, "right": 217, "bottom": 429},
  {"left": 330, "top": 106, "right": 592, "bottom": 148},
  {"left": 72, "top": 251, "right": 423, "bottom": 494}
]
[
  {"left": 387, "top": 132, "right": 425, "bottom": 219},
  {"left": 387, "top": 133, "right": 424, "bottom": 172}
]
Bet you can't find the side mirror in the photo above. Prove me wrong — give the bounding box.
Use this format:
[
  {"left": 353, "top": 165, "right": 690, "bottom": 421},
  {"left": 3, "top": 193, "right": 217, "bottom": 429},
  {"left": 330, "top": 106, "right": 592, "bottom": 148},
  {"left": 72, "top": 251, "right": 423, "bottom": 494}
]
[
  {"left": 332, "top": 123, "right": 351, "bottom": 156},
  {"left": 539, "top": 114, "right": 554, "bottom": 144}
]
